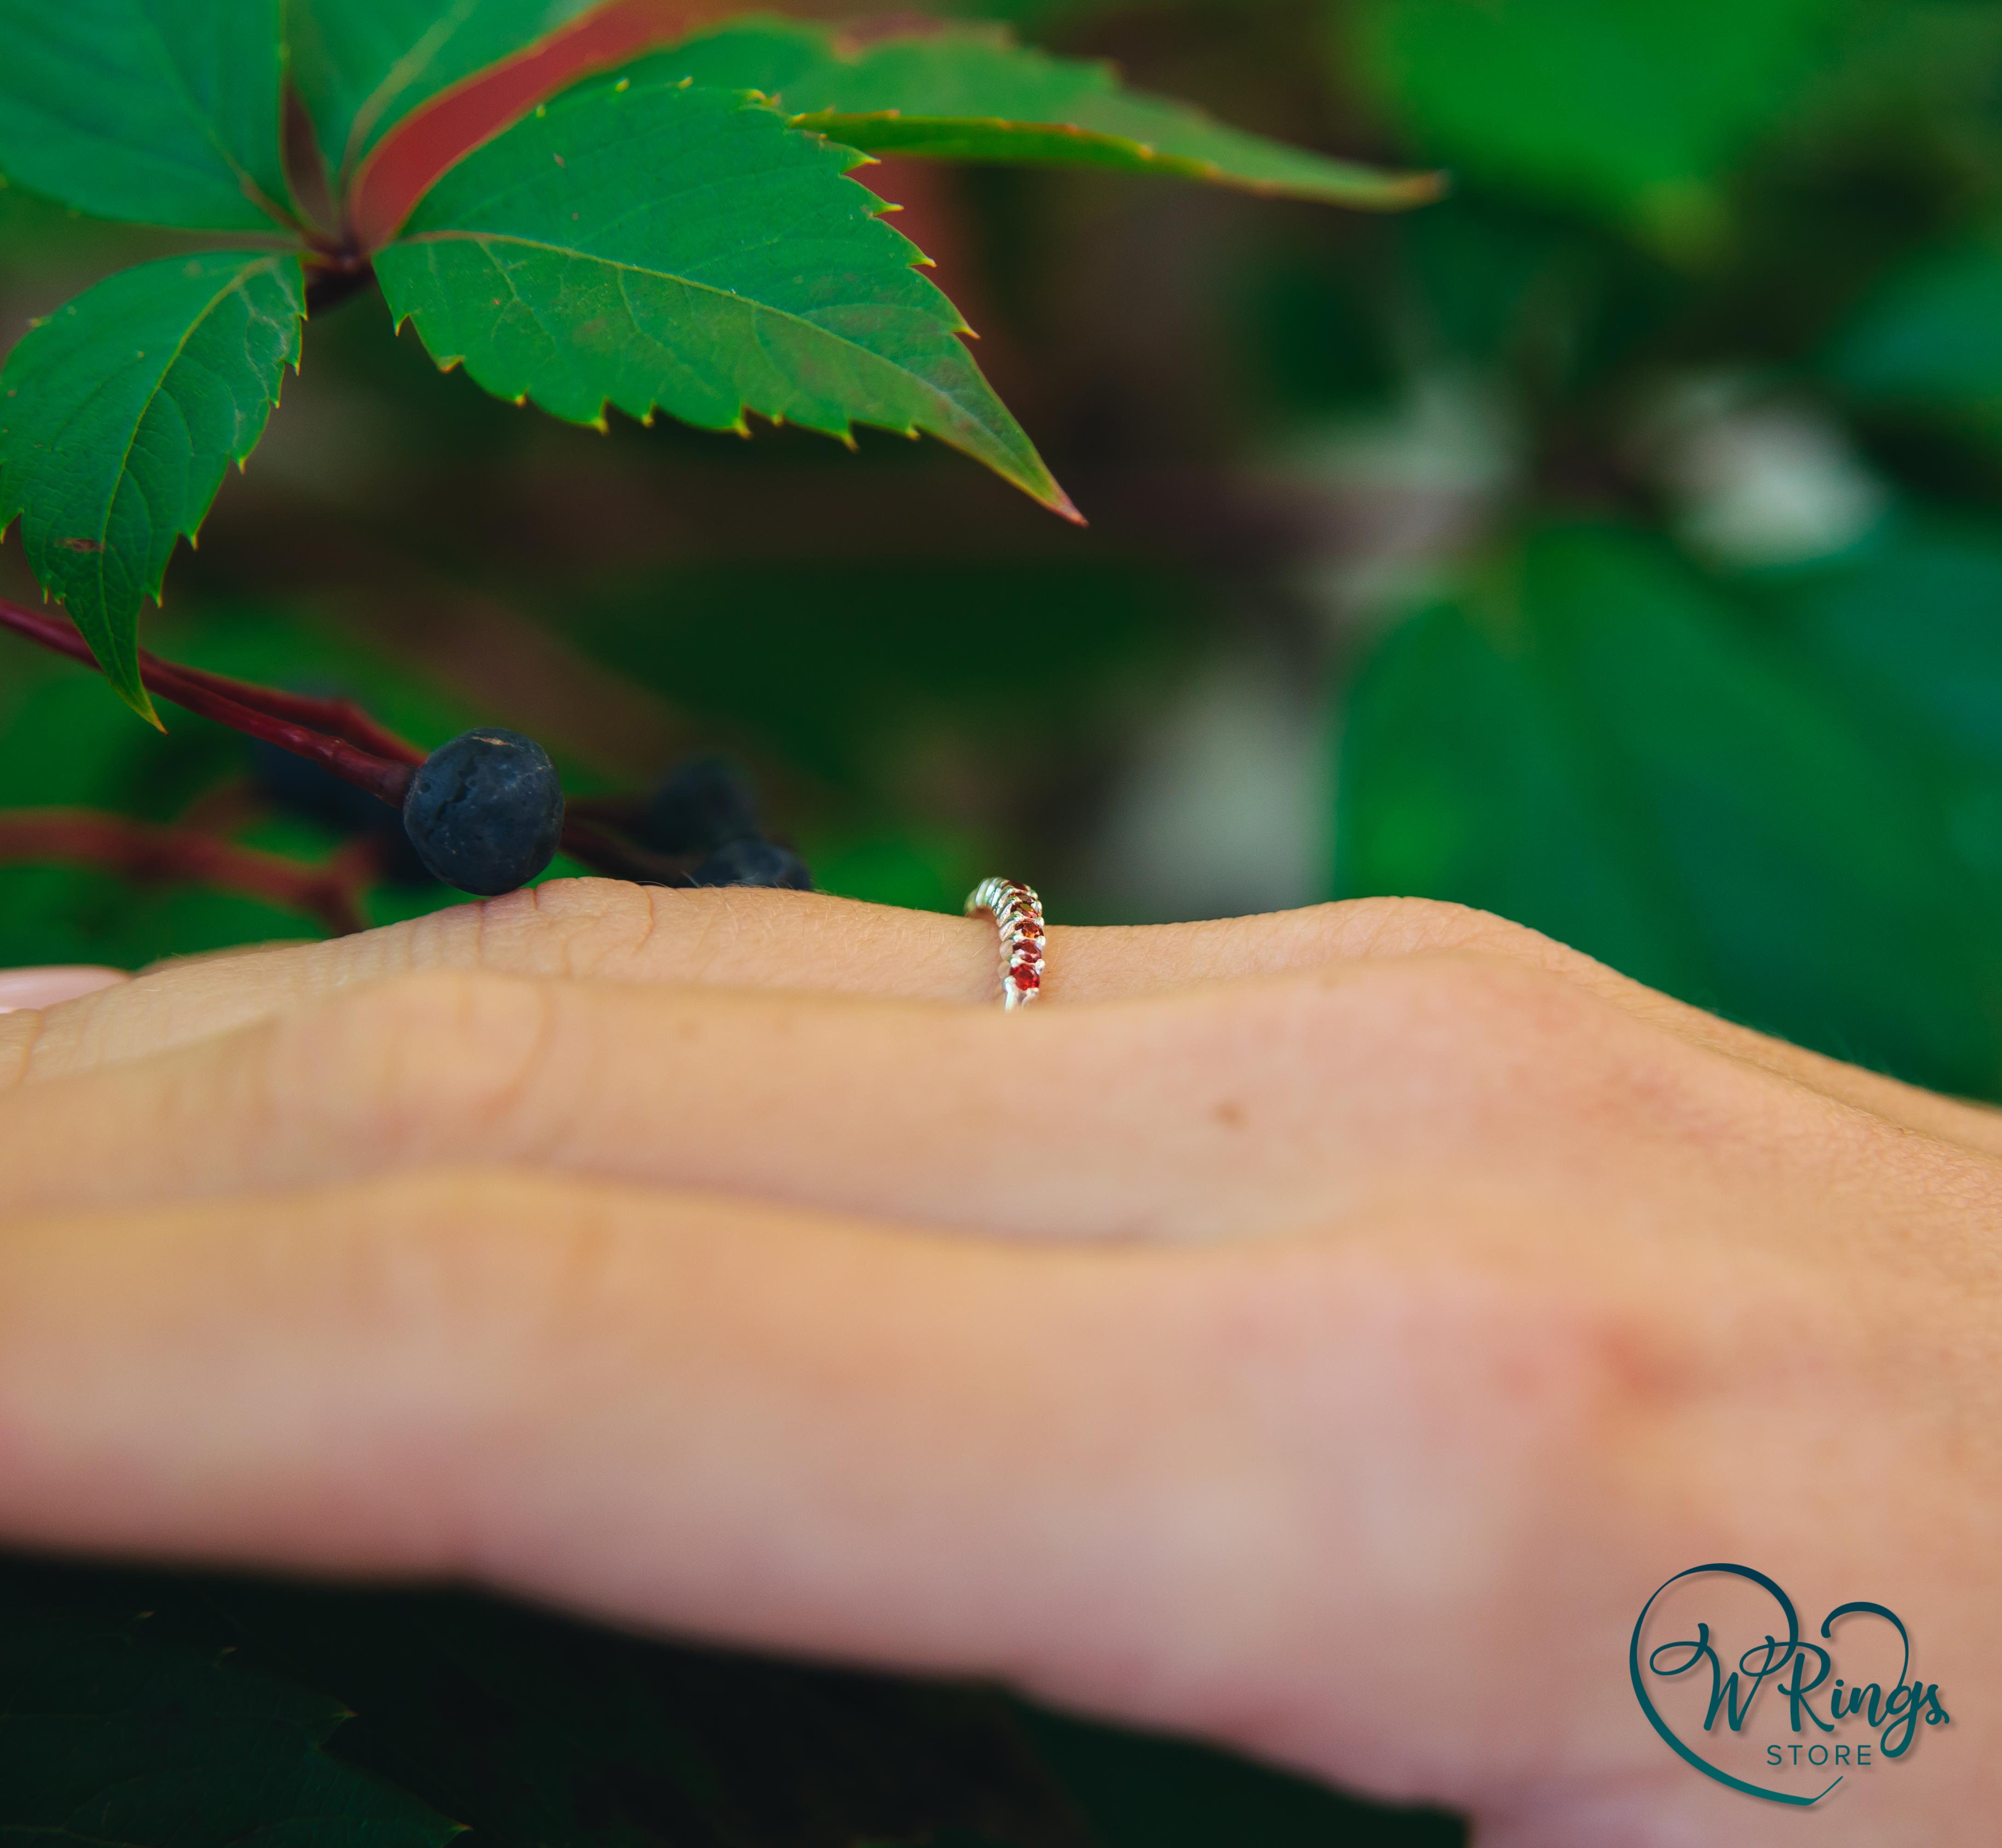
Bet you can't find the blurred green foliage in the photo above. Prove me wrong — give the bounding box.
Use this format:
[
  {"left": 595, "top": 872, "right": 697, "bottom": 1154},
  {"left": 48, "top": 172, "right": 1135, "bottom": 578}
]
[
  {"left": 0, "top": 1555, "right": 1459, "bottom": 1848},
  {"left": 1353, "top": 0, "right": 1852, "bottom": 243},
  {"left": 13, "top": 0, "right": 2002, "bottom": 1839},
  {"left": 1319, "top": 0, "right": 2002, "bottom": 1103},
  {"left": 1339, "top": 522, "right": 2002, "bottom": 1091}
]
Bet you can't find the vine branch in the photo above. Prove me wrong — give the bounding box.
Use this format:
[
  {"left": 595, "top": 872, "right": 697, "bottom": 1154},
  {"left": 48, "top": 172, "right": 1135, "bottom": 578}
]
[
  {"left": 0, "top": 597, "right": 708, "bottom": 897},
  {"left": 0, "top": 595, "right": 418, "bottom": 805},
  {"left": 0, "top": 809, "right": 372, "bottom": 937},
  {"left": 304, "top": 258, "right": 380, "bottom": 318}
]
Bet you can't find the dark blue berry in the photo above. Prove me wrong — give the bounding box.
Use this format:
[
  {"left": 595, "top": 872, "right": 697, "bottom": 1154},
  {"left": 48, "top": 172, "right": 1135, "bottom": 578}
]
[
  {"left": 690, "top": 837, "right": 813, "bottom": 890},
  {"left": 402, "top": 728, "right": 565, "bottom": 896},
  {"left": 640, "top": 756, "right": 761, "bottom": 856}
]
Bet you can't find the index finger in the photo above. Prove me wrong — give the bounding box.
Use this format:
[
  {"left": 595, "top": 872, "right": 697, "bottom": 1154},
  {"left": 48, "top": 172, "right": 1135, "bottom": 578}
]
[
  {"left": 11, "top": 881, "right": 1476, "bottom": 1078},
  {"left": 17, "top": 878, "right": 1957, "bottom": 1152}
]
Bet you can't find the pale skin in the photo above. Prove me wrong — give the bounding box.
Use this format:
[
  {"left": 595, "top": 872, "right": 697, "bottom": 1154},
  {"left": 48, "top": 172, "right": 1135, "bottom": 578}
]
[{"left": 0, "top": 879, "right": 1997, "bottom": 1847}]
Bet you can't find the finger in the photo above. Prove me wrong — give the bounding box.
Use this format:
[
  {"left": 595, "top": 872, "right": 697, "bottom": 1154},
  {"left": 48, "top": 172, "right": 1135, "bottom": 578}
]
[
  {"left": 0, "top": 877, "right": 1716, "bottom": 1077},
  {"left": 0, "top": 966, "right": 129, "bottom": 1011},
  {"left": 11, "top": 881, "right": 1001, "bottom": 1073},
  {"left": 0, "top": 1164, "right": 1523, "bottom": 1808},
  {"left": 10, "top": 878, "right": 1985, "bottom": 1160},
  {"left": 0, "top": 1167, "right": 1218, "bottom": 1680},
  {"left": 11, "top": 882, "right": 1500, "bottom": 1076},
  {"left": 1113, "top": 895, "right": 2002, "bottom": 1150},
  {"left": 0, "top": 956, "right": 1955, "bottom": 1245}
]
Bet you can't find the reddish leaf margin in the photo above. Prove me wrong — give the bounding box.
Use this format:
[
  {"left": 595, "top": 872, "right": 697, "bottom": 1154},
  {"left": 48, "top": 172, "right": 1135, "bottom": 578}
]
[{"left": 347, "top": 0, "right": 750, "bottom": 250}]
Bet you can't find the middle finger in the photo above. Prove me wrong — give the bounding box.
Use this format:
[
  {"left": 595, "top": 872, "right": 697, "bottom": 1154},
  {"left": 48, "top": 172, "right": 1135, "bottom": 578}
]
[{"left": 0, "top": 954, "right": 1857, "bottom": 1243}]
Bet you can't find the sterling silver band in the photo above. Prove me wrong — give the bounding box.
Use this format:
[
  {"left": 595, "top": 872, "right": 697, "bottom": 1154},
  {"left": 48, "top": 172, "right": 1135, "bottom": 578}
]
[{"left": 965, "top": 876, "right": 1045, "bottom": 1010}]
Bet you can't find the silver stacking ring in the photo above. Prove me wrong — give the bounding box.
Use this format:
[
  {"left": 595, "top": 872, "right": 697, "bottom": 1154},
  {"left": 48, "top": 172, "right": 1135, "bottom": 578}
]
[{"left": 965, "top": 877, "right": 1046, "bottom": 1010}]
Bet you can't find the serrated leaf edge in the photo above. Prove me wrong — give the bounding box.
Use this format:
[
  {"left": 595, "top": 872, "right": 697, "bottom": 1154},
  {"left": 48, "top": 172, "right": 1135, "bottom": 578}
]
[
  {"left": 384, "top": 218, "right": 1072, "bottom": 513},
  {"left": 0, "top": 251, "right": 305, "bottom": 719},
  {"left": 379, "top": 96, "right": 1074, "bottom": 517},
  {"left": 794, "top": 108, "right": 1447, "bottom": 208}
]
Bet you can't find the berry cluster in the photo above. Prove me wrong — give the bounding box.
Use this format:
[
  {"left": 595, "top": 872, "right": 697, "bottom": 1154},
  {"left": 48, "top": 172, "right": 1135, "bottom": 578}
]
[
  {"left": 289, "top": 733, "right": 814, "bottom": 900},
  {"left": 636, "top": 757, "right": 813, "bottom": 891},
  {"left": 0, "top": 594, "right": 816, "bottom": 911}
]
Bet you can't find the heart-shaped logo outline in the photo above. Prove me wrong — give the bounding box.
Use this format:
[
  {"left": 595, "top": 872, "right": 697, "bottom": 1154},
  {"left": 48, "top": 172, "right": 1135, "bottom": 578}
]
[{"left": 1630, "top": 1562, "right": 1844, "bottom": 1807}]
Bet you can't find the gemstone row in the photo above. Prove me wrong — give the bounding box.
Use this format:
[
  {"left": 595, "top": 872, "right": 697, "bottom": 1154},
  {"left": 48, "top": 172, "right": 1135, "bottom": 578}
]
[{"left": 966, "top": 876, "right": 1047, "bottom": 1010}]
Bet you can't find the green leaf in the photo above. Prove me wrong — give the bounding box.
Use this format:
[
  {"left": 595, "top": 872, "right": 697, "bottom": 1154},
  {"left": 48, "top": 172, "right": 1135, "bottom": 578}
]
[
  {"left": 1336, "top": 525, "right": 2002, "bottom": 1097},
  {"left": 1348, "top": 0, "right": 1849, "bottom": 240},
  {"left": 0, "top": 0, "right": 293, "bottom": 230},
  {"left": 0, "top": 1568, "right": 460, "bottom": 1848},
  {"left": 291, "top": 0, "right": 602, "bottom": 184},
  {"left": 1019, "top": 1703, "right": 1464, "bottom": 1848},
  {"left": 0, "top": 1561, "right": 1099, "bottom": 1848},
  {"left": 1759, "top": 514, "right": 2002, "bottom": 780},
  {"left": 616, "top": 19, "right": 1442, "bottom": 209},
  {"left": 1824, "top": 236, "right": 2002, "bottom": 431},
  {"left": 0, "top": 251, "right": 305, "bottom": 719},
  {"left": 375, "top": 79, "right": 1072, "bottom": 516}
]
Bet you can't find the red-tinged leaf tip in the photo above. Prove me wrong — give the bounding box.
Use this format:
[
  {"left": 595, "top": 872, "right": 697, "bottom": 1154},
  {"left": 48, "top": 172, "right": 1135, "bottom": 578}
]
[
  {"left": 109, "top": 672, "right": 166, "bottom": 730},
  {"left": 1046, "top": 480, "right": 1087, "bottom": 526}
]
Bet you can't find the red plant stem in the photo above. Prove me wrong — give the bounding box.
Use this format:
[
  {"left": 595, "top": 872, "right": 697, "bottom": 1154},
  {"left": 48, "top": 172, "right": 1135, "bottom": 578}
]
[
  {"left": 0, "top": 596, "right": 417, "bottom": 805},
  {"left": 558, "top": 814, "right": 691, "bottom": 885},
  {"left": 0, "top": 597, "right": 686, "bottom": 891},
  {"left": 159, "top": 659, "right": 425, "bottom": 764},
  {"left": 0, "top": 809, "right": 370, "bottom": 936}
]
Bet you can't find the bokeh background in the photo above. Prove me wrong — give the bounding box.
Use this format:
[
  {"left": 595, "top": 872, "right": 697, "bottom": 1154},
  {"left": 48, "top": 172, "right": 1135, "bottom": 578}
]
[
  {"left": 7, "top": 0, "right": 2002, "bottom": 1838},
  {"left": 12, "top": 0, "right": 2002, "bottom": 1101}
]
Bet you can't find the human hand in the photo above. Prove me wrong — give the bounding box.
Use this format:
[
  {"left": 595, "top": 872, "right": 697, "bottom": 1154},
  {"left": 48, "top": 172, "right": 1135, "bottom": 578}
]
[{"left": 0, "top": 879, "right": 1994, "bottom": 1846}]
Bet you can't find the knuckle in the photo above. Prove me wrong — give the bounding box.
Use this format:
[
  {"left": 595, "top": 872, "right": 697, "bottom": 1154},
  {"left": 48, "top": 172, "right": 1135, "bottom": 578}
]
[
  {"left": 1188, "top": 1243, "right": 1678, "bottom": 1678},
  {"left": 266, "top": 970, "right": 552, "bottom": 1158},
  {"left": 1244, "top": 1242, "right": 1678, "bottom": 1563},
  {"left": 1326, "top": 895, "right": 1556, "bottom": 962},
  {"left": 1163, "top": 953, "right": 1628, "bottom": 1157},
  {"left": 1324, "top": 949, "right": 1615, "bottom": 1095},
  {"left": 1335, "top": 951, "right": 1719, "bottom": 1155},
  {"left": 1328, "top": 1247, "right": 1666, "bottom": 1448},
  {"left": 1392, "top": 946, "right": 1586, "bottom": 1034},
  {"left": 479, "top": 877, "right": 663, "bottom": 979}
]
